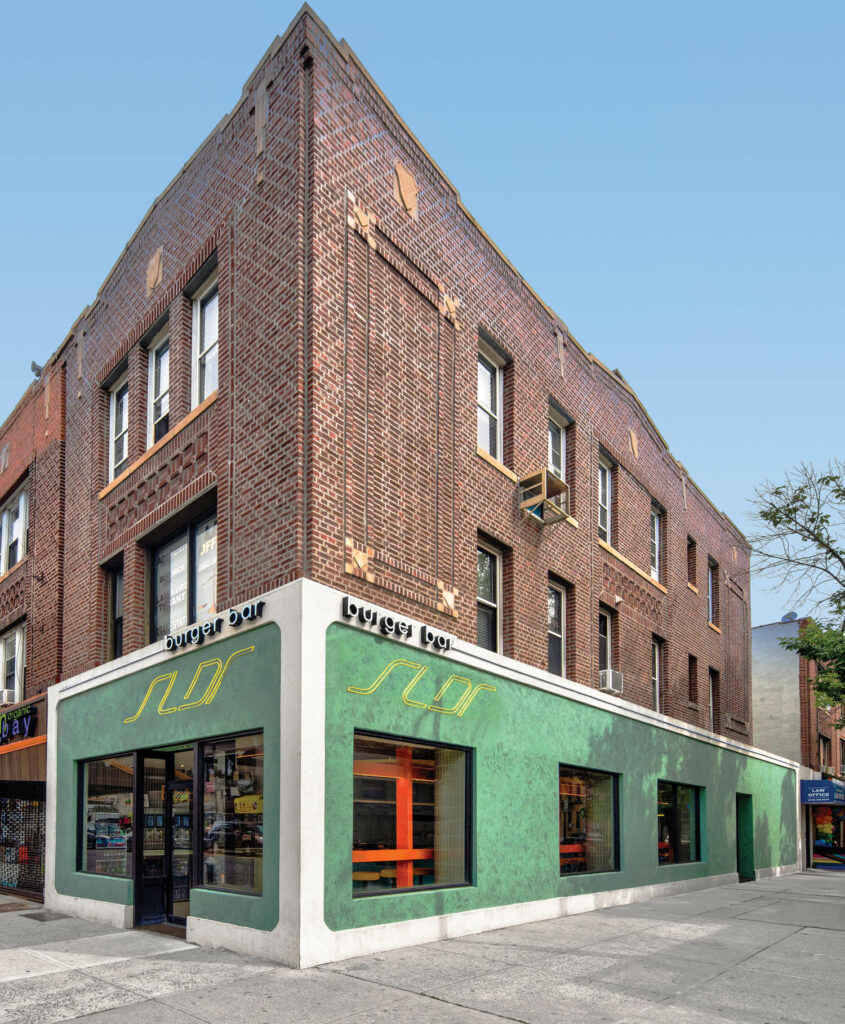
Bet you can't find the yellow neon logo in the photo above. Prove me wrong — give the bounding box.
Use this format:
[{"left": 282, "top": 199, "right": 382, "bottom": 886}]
[
  {"left": 347, "top": 658, "right": 495, "bottom": 717},
  {"left": 123, "top": 645, "right": 255, "bottom": 725}
]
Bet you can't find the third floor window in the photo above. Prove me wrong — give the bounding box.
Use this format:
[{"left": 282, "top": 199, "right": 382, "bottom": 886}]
[
  {"left": 148, "top": 329, "right": 171, "bottom": 445},
  {"left": 0, "top": 486, "right": 27, "bottom": 575},
  {"left": 597, "top": 457, "right": 612, "bottom": 544},
  {"left": 109, "top": 376, "right": 129, "bottom": 480},
  {"left": 192, "top": 274, "right": 219, "bottom": 407}
]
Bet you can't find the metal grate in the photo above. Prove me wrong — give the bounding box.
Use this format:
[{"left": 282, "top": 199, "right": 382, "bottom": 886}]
[{"left": 0, "top": 781, "right": 46, "bottom": 898}]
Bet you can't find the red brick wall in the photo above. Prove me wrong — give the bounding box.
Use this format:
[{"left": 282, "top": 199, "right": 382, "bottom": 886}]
[
  {"left": 0, "top": 10, "right": 753, "bottom": 744},
  {"left": 798, "top": 622, "right": 845, "bottom": 771}
]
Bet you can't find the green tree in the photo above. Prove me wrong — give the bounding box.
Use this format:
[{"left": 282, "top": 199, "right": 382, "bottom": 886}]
[{"left": 750, "top": 460, "right": 845, "bottom": 725}]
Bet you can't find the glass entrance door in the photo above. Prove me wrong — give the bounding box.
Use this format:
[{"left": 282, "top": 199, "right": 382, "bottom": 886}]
[{"left": 168, "top": 781, "right": 192, "bottom": 922}]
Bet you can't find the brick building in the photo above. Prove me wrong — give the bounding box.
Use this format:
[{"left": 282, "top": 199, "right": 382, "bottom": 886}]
[
  {"left": 753, "top": 619, "right": 845, "bottom": 869},
  {"left": 0, "top": 7, "right": 799, "bottom": 961}
]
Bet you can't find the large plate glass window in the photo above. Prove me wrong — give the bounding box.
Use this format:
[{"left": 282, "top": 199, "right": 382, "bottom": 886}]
[
  {"left": 148, "top": 329, "right": 171, "bottom": 445},
  {"left": 192, "top": 275, "right": 219, "bottom": 406},
  {"left": 657, "top": 780, "right": 701, "bottom": 864},
  {"left": 109, "top": 376, "right": 129, "bottom": 480},
  {"left": 153, "top": 515, "right": 217, "bottom": 640},
  {"left": 0, "top": 486, "right": 27, "bottom": 575},
  {"left": 352, "top": 732, "right": 470, "bottom": 895},
  {"left": 81, "top": 755, "right": 134, "bottom": 877},
  {"left": 559, "top": 765, "right": 619, "bottom": 874},
  {"left": 201, "top": 732, "right": 263, "bottom": 895}
]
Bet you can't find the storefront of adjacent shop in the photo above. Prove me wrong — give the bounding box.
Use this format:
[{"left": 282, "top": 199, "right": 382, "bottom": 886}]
[
  {"left": 47, "top": 580, "right": 802, "bottom": 968},
  {"left": 800, "top": 778, "right": 845, "bottom": 869}
]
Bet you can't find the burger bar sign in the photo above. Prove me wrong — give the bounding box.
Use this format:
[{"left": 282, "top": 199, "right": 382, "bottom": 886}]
[{"left": 341, "top": 596, "right": 454, "bottom": 652}]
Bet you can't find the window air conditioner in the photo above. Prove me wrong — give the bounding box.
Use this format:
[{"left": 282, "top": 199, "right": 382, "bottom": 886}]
[
  {"left": 517, "top": 469, "right": 570, "bottom": 524},
  {"left": 821, "top": 764, "right": 836, "bottom": 777},
  {"left": 0, "top": 690, "right": 16, "bottom": 706},
  {"left": 599, "top": 670, "right": 623, "bottom": 695}
]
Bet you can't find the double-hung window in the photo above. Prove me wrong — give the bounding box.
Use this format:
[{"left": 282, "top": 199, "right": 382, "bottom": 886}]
[
  {"left": 652, "top": 637, "right": 663, "bottom": 712},
  {"left": 708, "top": 558, "right": 720, "bottom": 626},
  {"left": 598, "top": 609, "right": 612, "bottom": 673},
  {"left": 476, "top": 545, "right": 500, "bottom": 653},
  {"left": 597, "top": 456, "right": 612, "bottom": 544},
  {"left": 192, "top": 274, "right": 219, "bottom": 407},
  {"left": 548, "top": 583, "right": 565, "bottom": 676},
  {"left": 548, "top": 410, "right": 568, "bottom": 481},
  {"left": 109, "top": 376, "right": 129, "bottom": 480},
  {"left": 147, "top": 328, "right": 171, "bottom": 445},
  {"left": 650, "top": 504, "right": 662, "bottom": 581},
  {"left": 0, "top": 486, "right": 28, "bottom": 575},
  {"left": 152, "top": 515, "right": 217, "bottom": 640},
  {"left": 477, "top": 344, "right": 504, "bottom": 461},
  {"left": 1, "top": 624, "right": 25, "bottom": 703}
]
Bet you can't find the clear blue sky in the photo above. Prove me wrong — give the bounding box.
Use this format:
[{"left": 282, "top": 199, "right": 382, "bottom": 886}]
[{"left": 1, "top": 2, "right": 842, "bottom": 626}]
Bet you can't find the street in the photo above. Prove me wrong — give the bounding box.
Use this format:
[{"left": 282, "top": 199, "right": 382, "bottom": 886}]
[{"left": 0, "top": 872, "right": 842, "bottom": 1023}]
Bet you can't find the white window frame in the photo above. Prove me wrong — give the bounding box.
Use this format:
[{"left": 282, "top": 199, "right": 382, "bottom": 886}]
[
  {"left": 652, "top": 638, "right": 662, "bottom": 712},
  {"left": 147, "top": 326, "right": 171, "bottom": 448},
  {"left": 0, "top": 624, "right": 25, "bottom": 703},
  {"left": 598, "top": 609, "right": 612, "bottom": 673},
  {"left": 191, "top": 272, "right": 219, "bottom": 408},
  {"left": 0, "top": 485, "right": 28, "bottom": 576},
  {"left": 548, "top": 583, "right": 565, "bottom": 677},
  {"left": 477, "top": 342, "right": 504, "bottom": 461},
  {"left": 476, "top": 543, "right": 502, "bottom": 653},
  {"left": 108, "top": 374, "right": 129, "bottom": 481},
  {"left": 650, "top": 505, "right": 661, "bottom": 581},
  {"left": 547, "top": 408, "right": 569, "bottom": 481},
  {"left": 598, "top": 456, "right": 612, "bottom": 544}
]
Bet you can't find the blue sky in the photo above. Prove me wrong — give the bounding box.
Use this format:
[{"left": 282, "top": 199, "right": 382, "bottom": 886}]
[{"left": 1, "top": 2, "right": 842, "bottom": 626}]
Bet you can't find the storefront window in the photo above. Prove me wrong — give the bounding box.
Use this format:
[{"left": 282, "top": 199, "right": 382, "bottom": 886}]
[
  {"left": 81, "top": 756, "right": 134, "bottom": 876},
  {"left": 559, "top": 765, "right": 618, "bottom": 874},
  {"left": 352, "top": 733, "right": 470, "bottom": 894},
  {"left": 201, "top": 733, "right": 263, "bottom": 895},
  {"left": 658, "top": 780, "right": 701, "bottom": 864}
]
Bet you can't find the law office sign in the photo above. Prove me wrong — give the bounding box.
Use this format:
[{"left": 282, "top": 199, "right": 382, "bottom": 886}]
[{"left": 800, "top": 779, "right": 845, "bottom": 805}]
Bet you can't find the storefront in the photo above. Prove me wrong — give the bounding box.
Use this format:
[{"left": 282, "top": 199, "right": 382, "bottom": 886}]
[
  {"left": 47, "top": 580, "right": 801, "bottom": 967},
  {"left": 0, "top": 692, "right": 47, "bottom": 899},
  {"left": 800, "top": 778, "right": 845, "bottom": 869}
]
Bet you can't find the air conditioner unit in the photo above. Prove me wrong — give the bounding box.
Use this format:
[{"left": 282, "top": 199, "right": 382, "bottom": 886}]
[
  {"left": 0, "top": 690, "right": 16, "bottom": 706},
  {"left": 599, "top": 670, "right": 623, "bottom": 695},
  {"left": 518, "top": 469, "right": 570, "bottom": 524},
  {"left": 821, "top": 764, "right": 837, "bottom": 777}
]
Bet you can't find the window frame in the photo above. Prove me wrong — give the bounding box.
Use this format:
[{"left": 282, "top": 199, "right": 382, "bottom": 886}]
[
  {"left": 547, "top": 406, "right": 570, "bottom": 482},
  {"left": 597, "top": 456, "right": 612, "bottom": 544},
  {"left": 598, "top": 608, "right": 612, "bottom": 673},
  {"left": 687, "top": 536, "right": 697, "bottom": 586},
  {"left": 352, "top": 728, "right": 473, "bottom": 898},
  {"left": 559, "top": 763, "right": 620, "bottom": 876},
  {"left": 547, "top": 582, "right": 565, "bottom": 677},
  {"left": 476, "top": 543, "right": 502, "bottom": 653},
  {"left": 191, "top": 272, "right": 220, "bottom": 409},
  {"left": 147, "top": 326, "right": 171, "bottom": 447},
  {"left": 110, "top": 564, "right": 124, "bottom": 660},
  {"left": 0, "top": 484, "right": 28, "bottom": 576},
  {"left": 708, "top": 558, "right": 720, "bottom": 625},
  {"left": 657, "top": 779, "right": 702, "bottom": 865},
  {"left": 650, "top": 504, "right": 662, "bottom": 581},
  {"left": 708, "top": 667, "right": 720, "bottom": 732},
  {"left": 108, "top": 374, "right": 130, "bottom": 481},
  {"left": 0, "top": 623, "right": 25, "bottom": 702},
  {"left": 476, "top": 342, "right": 504, "bottom": 461},
  {"left": 151, "top": 514, "right": 217, "bottom": 641},
  {"left": 652, "top": 636, "right": 663, "bottom": 712},
  {"left": 77, "top": 751, "right": 135, "bottom": 878}
]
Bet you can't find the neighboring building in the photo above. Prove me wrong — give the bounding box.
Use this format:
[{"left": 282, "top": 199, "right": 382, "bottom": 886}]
[
  {"left": 0, "top": 8, "right": 798, "bottom": 961},
  {"left": 753, "top": 619, "right": 845, "bottom": 869}
]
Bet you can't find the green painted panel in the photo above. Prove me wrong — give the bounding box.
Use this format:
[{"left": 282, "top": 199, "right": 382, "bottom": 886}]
[
  {"left": 324, "top": 624, "right": 797, "bottom": 930},
  {"left": 55, "top": 623, "right": 280, "bottom": 932}
]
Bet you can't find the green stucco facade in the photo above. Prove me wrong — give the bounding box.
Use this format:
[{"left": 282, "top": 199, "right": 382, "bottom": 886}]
[
  {"left": 324, "top": 624, "right": 797, "bottom": 930},
  {"left": 54, "top": 623, "right": 280, "bottom": 931}
]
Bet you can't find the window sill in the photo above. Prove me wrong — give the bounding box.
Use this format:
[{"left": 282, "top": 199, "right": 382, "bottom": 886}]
[
  {"left": 597, "top": 540, "right": 668, "bottom": 594},
  {"left": 476, "top": 446, "right": 517, "bottom": 483},
  {"left": 0, "top": 554, "right": 28, "bottom": 589},
  {"left": 708, "top": 622, "right": 722, "bottom": 635},
  {"left": 687, "top": 582, "right": 699, "bottom": 594},
  {"left": 99, "top": 391, "right": 218, "bottom": 500}
]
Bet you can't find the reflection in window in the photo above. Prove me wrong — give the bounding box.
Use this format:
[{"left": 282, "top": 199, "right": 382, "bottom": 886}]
[
  {"left": 559, "top": 765, "right": 618, "bottom": 875},
  {"left": 658, "top": 780, "right": 701, "bottom": 865},
  {"left": 82, "top": 756, "right": 134, "bottom": 876},
  {"left": 202, "top": 732, "right": 263, "bottom": 894},
  {"left": 352, "top": 733, "right": 470, "bottom": 895},
  {"left": 153, "top": 516, "right": 217, "bottom": 640}
]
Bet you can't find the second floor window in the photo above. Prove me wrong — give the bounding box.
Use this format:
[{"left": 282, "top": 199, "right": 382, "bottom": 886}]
[
  {"left": 1, "top": 624, "right": 25, "bottom": 702},
  {"left": 598, "top": 609, "right": 612, "bottom": 673},
  {"left": 597, "top": 457, "right": 612, "bottom": 544},
  {"left": 477, "top": 348, "right": 503, "bottom": 461},
  {"left": 109, "top": 376, "right": 129, "bottom": 480},
  {"left": 153, "top": 515, "right": 217, "bottom": 640},
  {"left": 111, "top": 566, "right": 124, "bottom": 659},
  {"left": 548, "top": 584, "right": 565, "bottom": 676},
  {"left": 476, "top": 545, "right": 500, "bottom": 652},
  {"left": 193, "top": 275, "right": 219, "bottom": 406},
  {"left": 652, "top": 637, "right": 662, "bottom": 712},
  {"left": 148, "top": 332, "right": 170, "bottom": 445},
  {"left": 0, "top": 486, "right": 28, "bottom": 575}
]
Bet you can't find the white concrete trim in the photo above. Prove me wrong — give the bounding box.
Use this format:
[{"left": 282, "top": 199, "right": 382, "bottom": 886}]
[
  {"left": 47, "top": 892, "right": 133, "bottom": 929},
  {"left": 755, "top": 863, "right": 801, "bottom": 881}
]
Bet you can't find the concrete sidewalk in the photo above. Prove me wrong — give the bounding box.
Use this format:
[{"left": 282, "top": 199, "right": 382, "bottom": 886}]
[{"left": 0, "top": 872, "right": 842, "bottom": 1023}]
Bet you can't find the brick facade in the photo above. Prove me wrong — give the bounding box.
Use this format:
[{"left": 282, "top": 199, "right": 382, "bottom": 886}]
[{"left": 0, "top": 8, "right": 752, "bottom": 743}]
